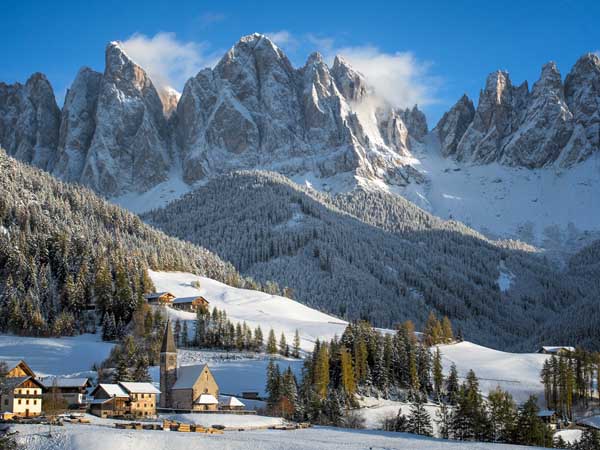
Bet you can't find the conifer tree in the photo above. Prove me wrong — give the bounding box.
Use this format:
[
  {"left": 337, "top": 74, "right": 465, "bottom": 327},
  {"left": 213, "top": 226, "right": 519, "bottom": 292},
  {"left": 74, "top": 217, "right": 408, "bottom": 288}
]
[
  {"left": 254, "top": 326, "right": 264, "bottom": 351},
  {"left": 292, "top": 329, "right": 301, "bottom": 358},
  {"left": 279, "top": 332, "right": 287, "bottom": 356},
  {"left": 446, "top": 363, "right": 460, "bottom": 405},
  {"left": 515, "top": 395, "right": 553, "bottom": 447},
  {"left": 340, "top": 347, "right": 356, "bottom": 398},
  {"left": 113, "top": 353, "right": 131, "bottom": 382},
  {"left": 407, "top": 397, "right": 433, "bottom": 437},
  {"left": 314, "top": 343, "right": 330, "bottom": 399},
  {"left": 132, "top": 356, "right": 151, "bottom": 382},
  {"left": 267, "top": 329, "right": 278, "bottom": 354},
  {"left": 441, "top": 316, "right": 454, "bottom": 343},
  {"left": 432, "top": 347, "right": 444, "bottom": 401}
]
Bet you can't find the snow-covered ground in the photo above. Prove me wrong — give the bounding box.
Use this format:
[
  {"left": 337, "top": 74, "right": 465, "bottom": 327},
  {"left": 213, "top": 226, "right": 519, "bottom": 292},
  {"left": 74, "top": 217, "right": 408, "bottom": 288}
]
[
  {"left": 0, "top": 333, "right": 114, "bottom": 376},
  {"left": 554, "top": 429, "right": 583, "bottom": 445},
  {"left": 397, "top": 136, "right": 600, "bottom": 254},
  {"left": 164, "top": 413, "right": 283, "bottom": 429},
  {"left": 359, "top": 396, "right": 444, "bottom": 433},
  {"left": 437, "top": 342, "right": 548, "bottom": 403},
  {"left": 15, "top": 423, "right": 550, "bottom": 450},
  {"left": 149, "top": 270, "right": 349, "bottom": 352}
]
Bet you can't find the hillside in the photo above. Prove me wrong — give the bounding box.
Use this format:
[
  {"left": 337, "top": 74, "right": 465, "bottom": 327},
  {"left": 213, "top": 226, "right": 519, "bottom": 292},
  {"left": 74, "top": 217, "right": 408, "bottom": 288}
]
[
  {"left": 0, "top": 151, "right": 240, "bottom": 336},
  {"left": 142, "top": 171, "right": 600, "bottom": 350}
]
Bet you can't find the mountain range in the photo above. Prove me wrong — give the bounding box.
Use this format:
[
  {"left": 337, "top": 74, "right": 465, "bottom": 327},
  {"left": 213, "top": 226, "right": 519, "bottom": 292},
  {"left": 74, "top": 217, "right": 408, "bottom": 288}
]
[{"left": 1, "top": 34, "right": 599, "bottom": 349}]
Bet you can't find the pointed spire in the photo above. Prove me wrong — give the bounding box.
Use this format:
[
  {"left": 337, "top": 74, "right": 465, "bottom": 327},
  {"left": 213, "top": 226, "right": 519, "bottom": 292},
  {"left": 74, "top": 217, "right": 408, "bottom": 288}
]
[{"left": 161, "top": 319, "right": 177, "bottom": 353}]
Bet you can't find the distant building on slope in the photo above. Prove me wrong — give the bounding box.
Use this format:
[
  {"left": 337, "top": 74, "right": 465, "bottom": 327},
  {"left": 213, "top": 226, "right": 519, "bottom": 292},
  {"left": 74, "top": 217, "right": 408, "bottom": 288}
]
[
  {"left": 0, "top": 360, "right": 44, "bottom": 417},
  {"left": 144, "top": 292, "right": 176, "bottom": 305},
  {"left": 171, "top": 296, "right": 210, "bottom": 313},
  {"left": 159, "top": 320, "right": 221, "bottom": 411},
  {"left": 537, "top": 346, "right": 575, "bottom": 355}
]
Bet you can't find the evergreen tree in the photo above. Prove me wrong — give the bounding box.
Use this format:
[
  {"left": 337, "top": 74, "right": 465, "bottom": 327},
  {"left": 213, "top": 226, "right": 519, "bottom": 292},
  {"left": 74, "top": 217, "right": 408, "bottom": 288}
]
[
  {"left": 432, "top": 347, "right": 444, "bottom": 401},
  {"left": 441, "top": 316, "right": 454, "bottom": 343},
  {"left": 446, "top": 363, "right": 460, "bottom": 405},
  {"left": 266, "top": 359, "right": 281, "bottom": 410},
  {"left": 487, "top": 386, "right": 516, "bottom": 443},
  {"left": 407, "top": 397, "right": 433, "bottom": 437},
  {"left": 279, "top": 332, "right": 288, "bottom": 356},
  {"left": 314, "top": 343, "right": 330, "bottom": 400},
  {"left": 113, "top": 353, "right": 132, "bottom": 382},
  {"left": 340, "top": 347, "right": 356, "bottom": 398},
  {"left": 132, "top": 356, "right": 151, "bottom": 382},
  {"left": 292, "top": 329, "right": 301, "bottom": 358},
  {"left": 515, "top": 395, "right": 553, "bottom": 448},
  {"left": 267, "top": 329, "right": 278, "bottom": 354}
]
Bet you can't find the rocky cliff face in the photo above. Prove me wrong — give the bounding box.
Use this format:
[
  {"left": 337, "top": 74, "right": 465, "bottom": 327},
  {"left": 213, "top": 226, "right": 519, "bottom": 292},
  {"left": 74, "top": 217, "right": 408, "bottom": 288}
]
[
  {"left": 174, "top": 33, "right": 423, "bottom": 186},
  {"left": 437, "top": 54, "right": 600, "bottom": 168},
  {"left": 0, "top": 73, "right": 60, "bottom": 171}
]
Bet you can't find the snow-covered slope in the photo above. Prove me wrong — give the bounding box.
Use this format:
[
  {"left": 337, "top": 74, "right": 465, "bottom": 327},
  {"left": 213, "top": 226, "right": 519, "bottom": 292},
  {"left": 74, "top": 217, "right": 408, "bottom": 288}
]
[
  {"left": 0, "top": 333, "right": 114, "bottom": 376},
  {"left": 149, "top": 270, "right": 348, "bottom": 352},
  {"left": 437, "top": 341, "right": 548, "bottom": 403},
  {"left": 393, "top": 134, "right": 600, "bottom": 252}
]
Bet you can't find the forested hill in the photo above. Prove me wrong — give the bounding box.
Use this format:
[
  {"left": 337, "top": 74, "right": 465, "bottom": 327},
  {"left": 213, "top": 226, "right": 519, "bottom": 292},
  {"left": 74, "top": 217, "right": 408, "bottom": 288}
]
[
  {"left": 0, "top": 150, "right": 241, "bottom": 336},
  {"left": 143, "top": 170, "right": 600, "bottom": 351}
]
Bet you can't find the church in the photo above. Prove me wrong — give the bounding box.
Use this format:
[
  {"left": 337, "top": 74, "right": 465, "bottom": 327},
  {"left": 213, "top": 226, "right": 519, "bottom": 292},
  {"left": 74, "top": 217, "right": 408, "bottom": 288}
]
[{"left": 160, "top": 320, "right": 220, "bottom": 411}]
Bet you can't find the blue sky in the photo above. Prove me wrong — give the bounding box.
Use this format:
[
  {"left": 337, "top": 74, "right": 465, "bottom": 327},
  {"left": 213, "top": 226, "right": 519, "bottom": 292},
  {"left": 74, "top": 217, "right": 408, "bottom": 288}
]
[{"left": 2, "top": 0, "right": 598, "bottom": 124}]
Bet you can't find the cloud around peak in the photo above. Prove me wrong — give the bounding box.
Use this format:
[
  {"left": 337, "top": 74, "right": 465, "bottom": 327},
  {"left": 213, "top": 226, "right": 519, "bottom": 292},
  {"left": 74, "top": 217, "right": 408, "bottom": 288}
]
[{"left": 119, "top": 32, "right": 220, "bottom": 93}]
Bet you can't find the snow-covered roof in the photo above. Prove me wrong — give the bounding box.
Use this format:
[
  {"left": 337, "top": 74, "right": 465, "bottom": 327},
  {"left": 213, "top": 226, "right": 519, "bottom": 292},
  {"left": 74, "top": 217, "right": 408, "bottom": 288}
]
[
  {"left": 95, "top": 383, "right": 129, "bottom": 398},
  {"left": 195, "top": 394, "right": 219, "bottom": 405},
  {"left": 172, "top": 296, "right": 208, "bottom": 304},
  {"left": 578, "top": 415, "right": 600, "bottom": 430},
  {"left": 173, "top": 364, "right": 207, "bottom": 390},
  {"left": 223, "top": 396, "right": 245, "bottom": 407},
  {"left": 540, "top": 346, "right": 575, "bottom": 353},
  {"left": 40, "top": 377, "right": 90, "bottom": 388},
  {"left": 144, "top": 292, "right": 173, "bottom": 299},
  {"left": 118, "top": 382, "right": 160, "bottom": 394}
]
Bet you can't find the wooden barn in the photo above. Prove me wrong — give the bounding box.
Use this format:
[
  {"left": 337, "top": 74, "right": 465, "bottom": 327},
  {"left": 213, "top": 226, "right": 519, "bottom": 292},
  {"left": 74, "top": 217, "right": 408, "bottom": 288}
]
[
  {"left": 171, "top": 296, "right": 209, "bottom": 313},
  {"left": 144, "top": 292, "right": 176, "bottom": 305},
  {"left": 40, "top": 377, "right": 91, "bottom": 407},
  {"left": 89, "top": 384, "right": 130, "bottom": 418}
]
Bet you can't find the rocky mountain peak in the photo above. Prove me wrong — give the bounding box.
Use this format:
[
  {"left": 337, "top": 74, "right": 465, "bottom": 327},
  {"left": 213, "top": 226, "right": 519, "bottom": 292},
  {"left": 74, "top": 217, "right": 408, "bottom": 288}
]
[
  {"left": 434, "top": 94, "right": 475, "bottom": 157},
  {"left": 331, "top": 55, "right": 368, "bottom": 102}
]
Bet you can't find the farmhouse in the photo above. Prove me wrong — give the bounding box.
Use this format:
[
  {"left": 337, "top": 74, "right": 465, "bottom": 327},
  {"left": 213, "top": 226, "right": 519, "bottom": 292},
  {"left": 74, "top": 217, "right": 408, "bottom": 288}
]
[
  {"left": 40, "top": 377, "right": 91, "bottom": 407},
  {"left": 89, "top": 382, "right": 160, "bottom": 418},
  {"left": 144, "top": 292, "right": 176, "bottom": 305},
  {"left": 171, "top": 296, "right": 210, "bottom": 313},
  {"left": 89, "top": 383, "right": 130, "bottom": 418},
  {"left": 537, "top": 346, "right": 575, "bottom": 355},
  {"left": 0, "top": 360, "right": 43, "bottom": 417},
  {"left": 160, "top": 320, "right": 222, "bottom": 411}
]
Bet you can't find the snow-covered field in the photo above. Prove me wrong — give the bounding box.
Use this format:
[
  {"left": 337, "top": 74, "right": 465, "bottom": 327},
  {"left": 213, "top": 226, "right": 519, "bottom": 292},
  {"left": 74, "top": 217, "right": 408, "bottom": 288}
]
[
  {"left": 359, "top": 397, "right": 444, "bottom": 432},
  {"left": 149, "top": 270, "right": 349, "bottom": 352},
  {"left": 15, "top": 423, "right": 550, "bottom": 450},
  {"left": 164, "top": 413, "right": 283, "bottom": 429},
  {"left": 0, "top": 333, "right": 114, "bottom": 376},
  {"left": 438, "top": 342, "right": 548, "bottom": 403}
]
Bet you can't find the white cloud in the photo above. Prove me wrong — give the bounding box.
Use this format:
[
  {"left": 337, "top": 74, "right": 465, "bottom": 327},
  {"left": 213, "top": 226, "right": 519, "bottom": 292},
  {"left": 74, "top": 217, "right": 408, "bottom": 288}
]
[
  {"left": 263, "top": 30, "right": 299, "bottom": 51},
  {"left": 120, "top": 32, "right": 220, "bottom": 93},
  {"left": 278, "top": 32, "right": 438, "bottom": 109},
  {"left": 329, "top": 45, "right": 439, "bottom": 108},
  {"left": 198, "top": 12, "right": 225, "bottom": 28}
]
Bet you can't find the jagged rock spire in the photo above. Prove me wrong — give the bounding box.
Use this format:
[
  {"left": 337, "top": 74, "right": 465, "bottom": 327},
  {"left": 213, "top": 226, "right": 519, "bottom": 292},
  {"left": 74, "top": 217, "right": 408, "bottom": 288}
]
[{"left": 161, "top": 319, "right": 177, "bottom": 353}]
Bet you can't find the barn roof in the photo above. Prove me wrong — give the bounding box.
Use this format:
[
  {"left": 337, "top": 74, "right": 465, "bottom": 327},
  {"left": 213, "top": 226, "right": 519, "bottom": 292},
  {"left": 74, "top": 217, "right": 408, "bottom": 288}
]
[
  {"left": 172, "top": 296, "right": 209, "bottom": 305},
  {"left": 118, "top": 382, "right": 160, "bottom": 394},
  {"left": 5, "top": 360, "right": 36, "bottom": 378},
  {"left": 93, "top": 383, "right": 129, "bottom": 398},
  {"left": 540, "top": 346, "right": 575, "bottom": 353},
  {"left": 144, "top": 292, "right": 174, "bottom": 299},
  {"left": 223, "top": 396, "right": 245, "bottom": 407},
  {"left": 0, "top": 376, "right": 43, "bottom": 393},
  {"left": 40, "top": 377, "right": 91, "bottom": 388}
]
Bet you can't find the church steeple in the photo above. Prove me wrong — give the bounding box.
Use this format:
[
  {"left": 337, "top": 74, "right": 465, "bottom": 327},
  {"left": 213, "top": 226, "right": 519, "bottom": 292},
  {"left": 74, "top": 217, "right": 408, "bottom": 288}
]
[
  {"left": 160, "top": 319, "right": 177, "bottom": 408},
  {"left": 161, "top": 319, "right": 177, "bottom": 353}
]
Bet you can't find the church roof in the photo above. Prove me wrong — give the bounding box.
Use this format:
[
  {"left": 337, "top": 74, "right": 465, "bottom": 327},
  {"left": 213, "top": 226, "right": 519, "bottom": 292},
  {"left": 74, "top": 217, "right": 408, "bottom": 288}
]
[
  {"left": 161, "top": 320, "right": 177, "bottom": 353},
  {"left": 172, "top": 364, "right": 207, "bottom": 390}
]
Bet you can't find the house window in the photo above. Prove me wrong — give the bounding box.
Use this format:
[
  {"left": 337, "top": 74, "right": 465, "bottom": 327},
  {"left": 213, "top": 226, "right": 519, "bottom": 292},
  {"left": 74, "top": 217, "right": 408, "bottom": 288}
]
[
  {"left": 18, "top": 399, "right": 21, "bottom": 405},
  {"left": 26, "top": 390, "right": 30, "bottom": 395},
  {"left": 34, "top": 400, "right": 37, "bottom": 405},
  {"left": 26, "top": 400, "right": 29, "bottom": 405}
]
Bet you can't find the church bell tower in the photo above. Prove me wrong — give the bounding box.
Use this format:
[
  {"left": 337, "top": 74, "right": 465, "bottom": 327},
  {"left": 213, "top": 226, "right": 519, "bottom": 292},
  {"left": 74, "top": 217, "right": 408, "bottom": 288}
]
[{"left": 160, "top": 319, "right": 177, "bottom": 408}]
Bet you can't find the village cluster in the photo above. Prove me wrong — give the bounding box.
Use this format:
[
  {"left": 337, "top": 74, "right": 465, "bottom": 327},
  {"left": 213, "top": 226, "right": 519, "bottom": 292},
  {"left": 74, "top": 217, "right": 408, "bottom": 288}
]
[{"left": 0, "top": 320, "right": 247, "bottom": 421}]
